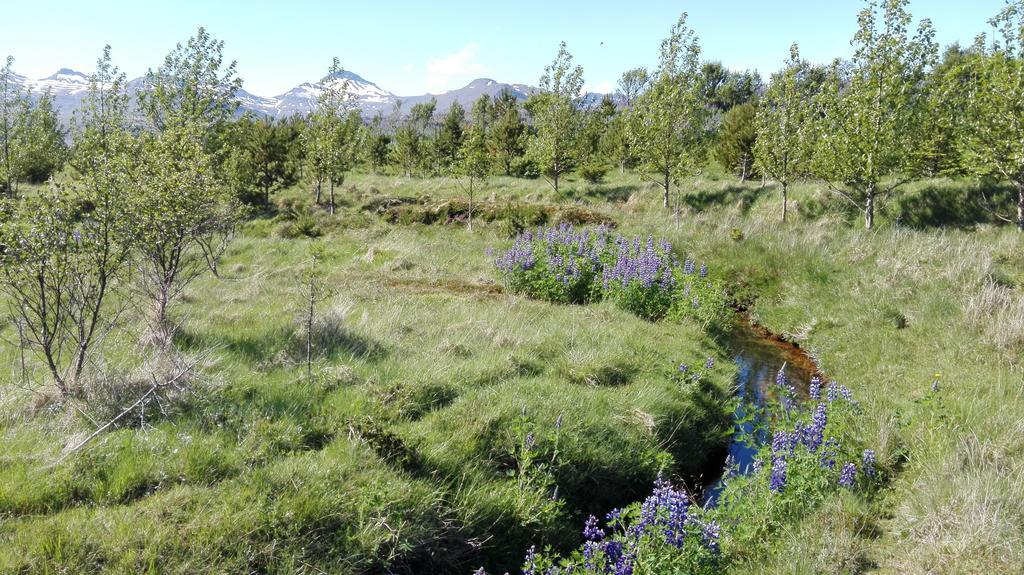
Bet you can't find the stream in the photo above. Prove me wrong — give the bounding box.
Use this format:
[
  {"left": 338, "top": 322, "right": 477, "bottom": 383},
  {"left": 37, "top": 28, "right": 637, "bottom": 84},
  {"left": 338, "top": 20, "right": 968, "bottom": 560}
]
[{"left": 703, "top": 321, "right": 820, "bottom": 505}]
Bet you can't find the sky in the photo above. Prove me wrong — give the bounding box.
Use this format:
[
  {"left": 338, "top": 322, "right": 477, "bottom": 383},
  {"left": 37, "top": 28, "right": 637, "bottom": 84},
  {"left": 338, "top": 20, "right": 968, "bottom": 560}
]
[{"left": 1, "top": 1, "right": 1009, "bottom": 98}]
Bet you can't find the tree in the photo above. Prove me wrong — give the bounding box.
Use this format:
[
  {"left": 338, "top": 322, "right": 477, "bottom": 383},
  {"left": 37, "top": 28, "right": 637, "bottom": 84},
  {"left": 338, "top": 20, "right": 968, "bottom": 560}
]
[
  {"left": 392, "top": 99, "right": 436, "bottom": 176},
  {"left": 435, "top": 101, "right": 466, "bottom": 170},
  {"left": 527, "top": 42, "right": 584, "bottom": 195},
  {"left": 960, "top": 1, "right": 1024, "bottom": 230},
  {"left": 1, "top": 56, "right": 29, "bottom": 196},
  {"left": 134, "top": 125, "right": 238, "bottom": 349},
  {"left": 630, "top": 13, "right": 711, "bottom": 209},
  {"left": 456, "top": 124, "right": 490, "bottom": 231},
  {"left": 18, "top": 90, "right": 67, "bottom": 183},
  {"left": 364, "top": 114, "right": 392, "bottom": 175},
  {"left": 139, "top": 27, "right": 242, "bottom": 142},
  {"left": 303, "top": 58, "right": 362, "bottom": 213},
  {"left": 701, "top": 64, "right": 763, "bottom": 111},
  {"left": 491, "top": 90, "right": 525, "bottom": 176},
  {"left": 616, "top": 68, "right": 649, "bottom": 108},
  {"left": 714, "top": 102, "right": 757, "bottom": 181},
  {"left": 579, "top": 95, "right": 616, "bottom": 183},
  {"left": 296, "top": 243, "right": 333, "bottom": 381},
  {"left": 754, "top": 44, "right": 815, "bottom": 221},
  {"left": 810, "top": 0, "right": 936, "bottom": 229},
  {"left": 226, "top": 116, "right": 296, "bottom": 206},
  {"left": 0, "top": 49, "right": 137, "bottom": 396}
]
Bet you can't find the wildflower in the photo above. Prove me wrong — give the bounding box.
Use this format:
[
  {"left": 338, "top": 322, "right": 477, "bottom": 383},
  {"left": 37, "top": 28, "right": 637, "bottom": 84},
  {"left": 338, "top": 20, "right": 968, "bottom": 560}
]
[
  {"left": 606, "top": 508, "right": 623, "bottom": 529},
  {"left": 701, "top": 520, "right": 722, "bottom": 554},
  {"left": 809, "top": 376, "right": 822, "bottom": 400},
  {"left": 678, "top": 363, "right": 689, "bottom": 373},
  {"left": 839, "top": 462, "right": 857, "bottom": 488},
  {"left": 769, "top": 457, "right": 787, "bottom": 492},
  {"left": 583, "top": 515, "right": 605, "bottom": 542},
  {"left": 473, "top": 568, "right": 487, "bottom": 575},
  {"left": 523, "top": 546, "right": 537, "bottom": 575},
  {"left": 771, "top": 430, "right": 788, "bottom": 455},
  {"left": 700, "top": 262, "right": 708, "bottom": 277},
  {"left": 862, "top": 449, "right": 876, "bottom": 477},
  {"left": 705, "top": 357, "right": 715, "bottom": 370},
  {"left": 524, "top": 432, "right": 535, "bottom": 450}
]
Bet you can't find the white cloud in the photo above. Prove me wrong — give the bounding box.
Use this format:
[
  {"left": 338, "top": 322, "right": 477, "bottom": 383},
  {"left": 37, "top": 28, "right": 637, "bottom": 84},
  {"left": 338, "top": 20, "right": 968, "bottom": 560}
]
[
  {"left": 403, "top": 63, "right": 414, "bottom": 73},
  {"left": 583, "top": 80, "right": 615, "bottom": 95},
  {"left": 425, "top": 43, "right": 485, "bottom": 93}
]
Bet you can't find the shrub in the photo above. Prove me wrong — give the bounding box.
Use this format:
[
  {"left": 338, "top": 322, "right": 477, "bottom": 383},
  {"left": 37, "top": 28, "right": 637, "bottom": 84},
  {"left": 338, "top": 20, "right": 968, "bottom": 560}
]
[
  {"left": 492, "top": 225, "right": 728, "bottom": 325},
  {"left": 579, "top": 162, "right": 609, "bottom": 184}
]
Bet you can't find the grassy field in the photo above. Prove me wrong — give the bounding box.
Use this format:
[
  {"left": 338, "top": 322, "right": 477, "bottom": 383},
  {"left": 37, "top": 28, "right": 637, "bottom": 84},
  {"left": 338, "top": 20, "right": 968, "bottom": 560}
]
[{"left": 1, "top": 168, "right": 1022, "bottom": 573}]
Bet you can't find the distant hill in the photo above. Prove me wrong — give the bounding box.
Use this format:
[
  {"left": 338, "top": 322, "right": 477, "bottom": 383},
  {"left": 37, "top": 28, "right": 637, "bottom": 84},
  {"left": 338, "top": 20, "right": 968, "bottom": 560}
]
[{"left": 8, "top": 68, "right": 613, "bottom": 122}]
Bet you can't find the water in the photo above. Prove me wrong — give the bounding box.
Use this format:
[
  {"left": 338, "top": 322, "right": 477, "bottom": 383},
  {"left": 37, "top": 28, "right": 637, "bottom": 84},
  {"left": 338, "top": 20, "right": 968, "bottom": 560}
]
[{"left": 703, "top": 323, "right": 818, "bottom": 505}]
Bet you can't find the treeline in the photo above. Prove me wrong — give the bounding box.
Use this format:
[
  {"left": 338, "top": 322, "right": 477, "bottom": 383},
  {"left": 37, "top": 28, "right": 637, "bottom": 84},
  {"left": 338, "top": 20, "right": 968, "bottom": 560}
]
[{"left": 2, "top": 0, "right": 1024, "bottom": 232}]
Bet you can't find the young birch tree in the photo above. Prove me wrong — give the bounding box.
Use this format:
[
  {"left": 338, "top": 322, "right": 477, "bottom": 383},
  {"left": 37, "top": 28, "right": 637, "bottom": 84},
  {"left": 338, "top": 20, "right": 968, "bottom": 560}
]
[
  {"left": 754, "top": 44, "right": 814, "bottom": 222},
  {"left": 630, "top": 13, "right": 710, "bottom": 209},
  {"left": 810, "top": 0, "right": 936, "bottom": 229},
  {"left": 527, "top": 42, "right": 584, "bottom": 196},
  {"left": 960, "top": 1, "right": 1024, "bottom": 230}
]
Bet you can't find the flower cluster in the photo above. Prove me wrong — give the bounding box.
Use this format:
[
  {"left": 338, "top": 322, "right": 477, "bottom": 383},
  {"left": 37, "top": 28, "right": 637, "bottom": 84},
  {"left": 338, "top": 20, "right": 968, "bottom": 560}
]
[
  {"left": 491, "top": 225, "right": 725, "bottom": 324},
  {"left": 495, "top": 477, "right": 722, "bottom": 575}
]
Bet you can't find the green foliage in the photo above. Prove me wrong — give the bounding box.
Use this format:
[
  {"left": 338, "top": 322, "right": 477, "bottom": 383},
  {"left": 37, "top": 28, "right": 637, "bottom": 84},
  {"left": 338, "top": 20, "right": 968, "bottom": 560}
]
[
  {"left": 754, "top": 44, "right": 816, "bottom": 222},
  {"left": 139, "top": 27, "right": 241, "bottom": 139},
  {"left": 713, "top": 102, "right": 757, "bottom": 181},
  {"left": 225, "top": 116, "right": 298, "bottom": 206},
  {"left": 630, "top": 13, "right": 711, "bottom": 208},
  {"left": 491, "top": 90, "right": 527, "bottom": 176},
  {"left": 435, "top": 101, "right": 466, "bottom": 171},
  {"left": 809, "top": 0, "right": 937, "bottom": 228},
  {"left": 527, "top": 42, "right": 585, "bottom": 195},
  {"left": 958, "top": 1, "right": 1024, "bottom": 228}
]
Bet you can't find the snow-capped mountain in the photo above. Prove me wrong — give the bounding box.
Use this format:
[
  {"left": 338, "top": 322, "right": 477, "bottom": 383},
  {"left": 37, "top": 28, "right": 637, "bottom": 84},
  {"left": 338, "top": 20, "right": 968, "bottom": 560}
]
[
  {"left": 259, "top": 70, "right": 397, "bottom": 117},
  {"left": 6, "top": 67, "right": 610, "bottom": 123},
  {"left": 397, "top": 78, "right": 535, "bottom": 114}
]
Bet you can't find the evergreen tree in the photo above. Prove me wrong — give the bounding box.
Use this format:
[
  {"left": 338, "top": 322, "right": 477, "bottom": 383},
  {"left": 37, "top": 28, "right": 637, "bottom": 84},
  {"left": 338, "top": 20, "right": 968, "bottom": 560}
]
[
  {"left": 713, "top": 101, "right": 757, "bottom": 181},
  {"left": 435, "top": 101, "right": 466, "bottom": 171},
  {"left": 18, "top": 90, "right": 67, "bottom": 183},
  {"left": 491, "top": 89, "right": 525, "bottom": 176}
]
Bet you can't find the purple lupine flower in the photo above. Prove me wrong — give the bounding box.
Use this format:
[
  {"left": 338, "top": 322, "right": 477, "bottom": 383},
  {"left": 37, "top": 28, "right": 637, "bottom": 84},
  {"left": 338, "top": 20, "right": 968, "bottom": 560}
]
[
  {"left": 840, "top": 385, "right": 853, "bottom": 402},
  {"left": 862, "top": 449, "right": 876, "bottom": 477},
  {"left": 752, "top": 458, "right": 763, "bottom": 473},
  {"left": 803, "top": 403, "right": 827, "bottom": 452},
  {"left": 606, "top": 508, "right": 623, "bottom": 529},
  {"left": 583, "top": 515, "right": 605, "bottom": 542},
  {"left": 771, "top": 430, "right": 789, "bottom": 455},
  {"left": 820, "top": 439, "right": 839, "bottom": 469},
  {"left": 769, "top": 457, "right": 787, "bottom": 492},
  {"left": 826, "top": 382, "right": 840, "bottom": 402},
  {"left": 809, "top": 376, "right": 822, "bottom": 401},
  {"left": 701, "top": 520, "right": 721, "bottom": 554},
  {"left": 678, "top": 363, "right": 689, "bottom": 373},
  {"left": 699, "top": 262, "right": 708, "bottom": 278},
  {"left": 705, "top": 357, "right": 715, "bottom": 370},
  {"left": 839, "top": 462, "right": 857, "bottom": 488},
  {"left": 523, "top": 545, "right": 537, "bottom": 575},
  {"left": 473, "top": 568, "right": 487, "bottom": 575},
  {"left": 524, "top": 432, "right": 535, "bottom": 450}
]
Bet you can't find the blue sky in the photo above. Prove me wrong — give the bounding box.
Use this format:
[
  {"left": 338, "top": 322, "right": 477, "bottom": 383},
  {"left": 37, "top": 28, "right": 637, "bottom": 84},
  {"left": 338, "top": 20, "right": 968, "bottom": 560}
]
[{"left": 2, "top": 1, "right": 1007, "bottom": 97}]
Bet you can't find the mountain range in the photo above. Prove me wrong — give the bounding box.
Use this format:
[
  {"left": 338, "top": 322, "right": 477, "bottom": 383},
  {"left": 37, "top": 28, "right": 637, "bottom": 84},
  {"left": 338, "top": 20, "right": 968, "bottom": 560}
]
[{"left": 6, "top": 68, "right": 569, "bottom": 123}]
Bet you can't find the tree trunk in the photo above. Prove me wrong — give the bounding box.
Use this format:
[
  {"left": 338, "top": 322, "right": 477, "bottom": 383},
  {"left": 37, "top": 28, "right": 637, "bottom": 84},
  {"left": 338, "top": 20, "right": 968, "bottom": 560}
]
[
  {"left": 1017, "top": 181, "right": 1024, "bottom": 232},
  {"left": 553, "top": 170, "right": 559, "bottom": 196},
  {"left": 663, "top": 170, "right": 670, "bottom": 209},
  {"left": 782, "top": 183, "right": 788, "bottom": 223},
  {"left": 329, "top": 180, "right": 335, "bottom": 215},
  {"left": 865, "top": 184, "right": 875, "bottom": 230},
  {"left": 306, "top": 280, "right": 314, "bottom": 381},
  {"left": 314, "top": 179, "right": 322, "bottom": 205},
  {"left": 468, "top": 179, "right": 474, "bottom": 232}
]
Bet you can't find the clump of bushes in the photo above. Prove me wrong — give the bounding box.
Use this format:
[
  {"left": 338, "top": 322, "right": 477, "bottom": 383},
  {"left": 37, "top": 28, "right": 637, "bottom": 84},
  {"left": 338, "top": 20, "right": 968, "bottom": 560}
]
[
  {"left": 492, "top": 225, "right": 728, "bottom": 325},
  {"left": 363, "top": 195, "right": 615, "bottom": 230}
]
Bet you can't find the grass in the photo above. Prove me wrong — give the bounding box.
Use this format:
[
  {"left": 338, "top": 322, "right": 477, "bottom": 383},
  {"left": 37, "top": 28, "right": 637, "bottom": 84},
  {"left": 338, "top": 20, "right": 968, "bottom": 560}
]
[{"left": 2, "top": 166, "right": 1023, "bottom": 573}]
